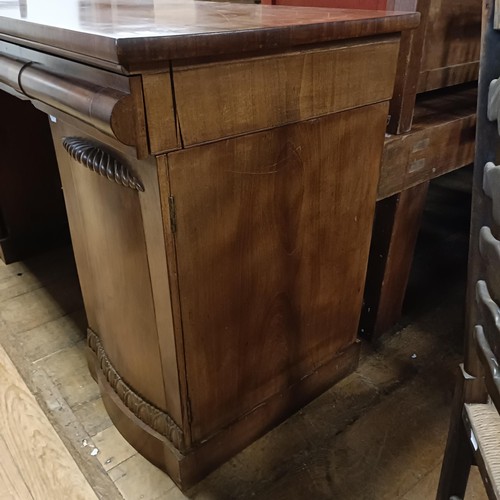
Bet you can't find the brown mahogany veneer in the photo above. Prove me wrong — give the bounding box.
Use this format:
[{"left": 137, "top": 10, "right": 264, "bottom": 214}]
[{"left": 0, "top": 0, "right": 418, "bottom": 489}]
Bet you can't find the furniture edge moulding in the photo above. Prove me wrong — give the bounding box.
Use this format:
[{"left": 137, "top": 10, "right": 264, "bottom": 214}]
[{"left": 0, "top": 53, "right": 150, "bottom": 158}]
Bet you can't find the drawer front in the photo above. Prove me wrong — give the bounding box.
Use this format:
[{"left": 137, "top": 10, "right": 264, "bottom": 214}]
[
  {"left": 0, "top": 40, "right": 178, "bottom": 157},
  {"left": 173, "top": 37, "right": 399, "bottom": 146},
  {"left": 418, "top": 0, "right": 481, "bottom": 92}
]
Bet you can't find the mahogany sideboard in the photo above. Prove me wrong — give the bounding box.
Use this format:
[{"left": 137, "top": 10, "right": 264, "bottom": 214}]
[{"left": 0, "top": 0, "right": 419, "bottom": 489}]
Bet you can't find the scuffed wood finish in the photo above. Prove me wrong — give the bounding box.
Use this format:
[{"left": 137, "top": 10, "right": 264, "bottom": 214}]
[
  {"left": 264, "top": 0, "right": 481, "bottom": 133},
  {"left": 174, "top": 37, "right": 399, "bottom": 145},
  {"left": 386, "top": 0, "right": 424, "bottom": 134},
  {"left": 364, "top": 85, "right": 476, "bottom": 339},
  {"left": 0, "top": 1, "right": 419, "bottom": 72},
  {"left": 378, "top": 85, "right": 477, "bottom": 200},
  {"left": 141, "top": 72, "right": 179, "bottom": 154},
  {"left": 0, "top": 1, "right": 417, "bottom": 489},
  {"left": 417, "top": 0, "right": 481, "bottom": 93},
  {"left": 168, "top": 103, "right": 387, "bottom": 442}
]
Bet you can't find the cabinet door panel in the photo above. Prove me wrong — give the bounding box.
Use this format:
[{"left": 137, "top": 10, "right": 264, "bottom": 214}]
[
  {"left": 50, "top": 121, "right": 173, "bottom": 416},
  {"left": 169, "top": 103, "right": 387, "bottom": 442}
]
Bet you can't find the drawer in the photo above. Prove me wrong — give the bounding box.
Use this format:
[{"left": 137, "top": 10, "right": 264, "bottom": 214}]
[
  {"left": 173, "top": 36, "right": 399, "bottom": 146},
  {"left": 0, "top": 40, "right": 178, "bottom": 157}
]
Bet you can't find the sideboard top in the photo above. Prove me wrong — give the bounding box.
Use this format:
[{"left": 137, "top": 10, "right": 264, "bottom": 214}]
[{"left": 0, "top": 0, "right": 419, "bottom": 72}]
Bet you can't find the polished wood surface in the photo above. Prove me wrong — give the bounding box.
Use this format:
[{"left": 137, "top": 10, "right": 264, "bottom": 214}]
[
  {"left": 0, "top": 0, "right": 419, "bottom": 72},
  {"left": 169, "top": 102, "right": 387, "bottom": 442},
  {"left": 50, "top": 120, "right": 181, "bottom": 424},
  {"left": 263, "top": 0, "right": 416, "bottom": 8},
  {"left": 262, "top": 0, "right": 480, "bottom": 135},
  {"left": 174, "top": 37, "right": 398, "bottom": 145},
  {"left": 0, "top": 1, "right": 417, "bottom": 489}
]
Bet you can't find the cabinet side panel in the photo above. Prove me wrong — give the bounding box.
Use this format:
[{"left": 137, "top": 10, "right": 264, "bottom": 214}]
[
  {"left": 169, "top": 103, "right": 387, "bottom": 442},
  {"left": 50, "top": 120, "right": 170, "bottom": 415}
]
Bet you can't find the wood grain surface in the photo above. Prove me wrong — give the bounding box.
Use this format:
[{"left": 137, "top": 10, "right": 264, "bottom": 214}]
[
  {"left": 379, "top": 85, "right": 477, "bottom": 200},
  {"left": 50, "top": 120, "right": 172, "bottom": 417},
  {"left": 168, "top": 103, "right": 387, "bottom": 442},
  {"left": 0, "top": 343, "right": 97, "bottom": 500},
  {"left": 360, "top": 181, "right": 429, "bottom": 340},
  {"left": 418, "top": 0, "right": 481, "bottom": 93},
  {"left": 174, "top": 37, "right": 399, "bottom": 145},
  {"left": 0, "top": 0, "right": 419, "bottom": 72}
]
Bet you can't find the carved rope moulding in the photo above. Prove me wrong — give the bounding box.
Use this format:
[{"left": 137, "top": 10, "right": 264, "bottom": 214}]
[
  {"left": 62, "top": 137, "right": 145, "bottom": 192},
  {"left": 86, "top": 329, "right": 184, "bottom": 450}
]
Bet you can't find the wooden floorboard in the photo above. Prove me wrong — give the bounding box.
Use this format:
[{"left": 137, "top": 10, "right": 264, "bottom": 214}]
[
  {"left": 0, "top": 245, "right": 488, "bottom": 499},
  {"left": 0, "top": 338, "right": 98, "bottom": 499}
]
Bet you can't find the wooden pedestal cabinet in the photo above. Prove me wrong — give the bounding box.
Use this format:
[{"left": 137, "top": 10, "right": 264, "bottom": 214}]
[{"left": 0, "top": 0, "right": 418, "bottom": 489}]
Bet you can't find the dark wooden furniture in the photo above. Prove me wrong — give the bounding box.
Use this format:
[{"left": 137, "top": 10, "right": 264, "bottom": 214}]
[
  {"left": 262, "top": 0, "right": 482, "bottom": 340},
  {"left": 0, "top": 0, "right": 419, "bottom": 489},
  {"left": 437, "top": 1, "right": 500, "bottom": 497},
  {"left": 0, "top": 91, "right": 68, "bottom": 264},
  {"left": 362, "top": 1, "right": 481, "bottom": 341},
  {"left": 263, "top": 0, "right": 481, "bottom": 132}
]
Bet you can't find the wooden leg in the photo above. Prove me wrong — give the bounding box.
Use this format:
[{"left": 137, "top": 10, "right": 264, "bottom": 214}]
[{"left": 359, "top": 181, "right": 429, "bottom": 340}]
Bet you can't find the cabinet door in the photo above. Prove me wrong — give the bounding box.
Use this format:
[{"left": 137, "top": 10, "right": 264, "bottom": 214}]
[
  {"left": 168, "top": 103, "right": 387, "bottom": 442},
  {"left": 49, "top": 121, "right": 182, "bottom": 424}
]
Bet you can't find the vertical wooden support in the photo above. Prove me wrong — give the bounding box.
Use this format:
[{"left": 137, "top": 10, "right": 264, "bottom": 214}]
[
  {"left": 387, "top": 0, "right": 430, "bottom": 134},
  {"left": 359, "top": 181, "right": 429, "bottom": 339}
]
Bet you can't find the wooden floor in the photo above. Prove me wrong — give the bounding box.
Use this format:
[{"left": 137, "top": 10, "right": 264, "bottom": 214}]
[{"left": 0, "top": 179, "right": 489, "bottom": 499}]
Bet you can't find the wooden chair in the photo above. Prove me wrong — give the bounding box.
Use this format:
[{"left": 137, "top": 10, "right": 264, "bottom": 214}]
[{"left": 437, "top": 1, "right": 500, "bottom": 497}]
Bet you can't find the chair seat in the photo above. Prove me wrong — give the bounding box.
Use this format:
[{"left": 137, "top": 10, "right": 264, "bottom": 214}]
[{"left": 464, "top": 403, "right": 500, "bottom": 497}]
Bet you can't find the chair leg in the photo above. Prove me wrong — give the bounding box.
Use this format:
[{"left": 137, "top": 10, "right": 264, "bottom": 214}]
[{"left": 437, "top": 369, "right": 475, "bottom": 499}]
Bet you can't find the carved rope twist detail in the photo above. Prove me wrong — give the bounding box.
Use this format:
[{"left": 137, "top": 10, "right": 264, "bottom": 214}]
[
  {"left": 87, "top": 329, "right": 184, "bottom": 450},
  {"left": 62, "top": 137, "right": 145, "bottom": 192}
]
